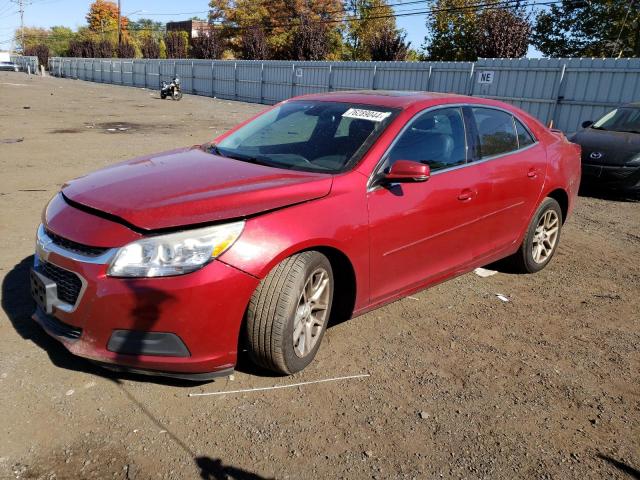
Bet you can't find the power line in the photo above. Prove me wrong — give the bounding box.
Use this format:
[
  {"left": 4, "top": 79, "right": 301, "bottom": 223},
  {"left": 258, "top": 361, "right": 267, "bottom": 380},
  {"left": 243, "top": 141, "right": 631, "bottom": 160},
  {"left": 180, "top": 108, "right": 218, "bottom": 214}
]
[{"left": 4, "top": 0, "right": 575, "bottom": 46}]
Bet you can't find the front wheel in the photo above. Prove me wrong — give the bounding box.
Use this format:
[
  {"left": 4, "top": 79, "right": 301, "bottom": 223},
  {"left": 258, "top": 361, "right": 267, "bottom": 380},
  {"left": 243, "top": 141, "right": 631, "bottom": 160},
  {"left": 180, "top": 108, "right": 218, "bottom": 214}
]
[
  {"left": 246, "top": 251, "right": 333, "bottom": 374},
  {"left": 511, "top": 197, "right": 563, "bottom": 273},
  {"left": 172, "top": 90, "right": 183, "bottom": 101}
]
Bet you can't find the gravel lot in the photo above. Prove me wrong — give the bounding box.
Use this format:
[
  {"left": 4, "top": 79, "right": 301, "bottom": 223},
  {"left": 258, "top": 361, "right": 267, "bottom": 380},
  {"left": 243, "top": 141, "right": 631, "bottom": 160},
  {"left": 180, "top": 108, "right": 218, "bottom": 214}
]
[{"left": 0, "top": 72, "right": 638, "bottom": 480}]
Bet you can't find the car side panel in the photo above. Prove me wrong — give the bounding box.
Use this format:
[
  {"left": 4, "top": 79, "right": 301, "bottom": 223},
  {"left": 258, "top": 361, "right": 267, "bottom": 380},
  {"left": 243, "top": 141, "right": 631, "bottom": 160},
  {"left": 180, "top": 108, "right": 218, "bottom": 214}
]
[{"left": 219, "top": 173, "right": 371, "bottom": 312}]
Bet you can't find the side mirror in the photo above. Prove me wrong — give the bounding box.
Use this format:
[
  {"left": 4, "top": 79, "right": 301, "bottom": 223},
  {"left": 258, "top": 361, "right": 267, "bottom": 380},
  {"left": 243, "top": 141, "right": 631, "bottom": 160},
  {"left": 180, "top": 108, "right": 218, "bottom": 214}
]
[
  {"left": 581, "top": 120, "right": 593, "bottom": 129},
  {"left": 384, "top": 160, "right": 431, "bottom": 183}
]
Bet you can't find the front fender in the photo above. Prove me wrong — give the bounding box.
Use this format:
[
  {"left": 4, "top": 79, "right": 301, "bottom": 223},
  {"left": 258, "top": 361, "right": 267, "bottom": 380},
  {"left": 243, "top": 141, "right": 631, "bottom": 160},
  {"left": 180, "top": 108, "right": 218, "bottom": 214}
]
[{"left": 219, "top": 173, "right": 370, "bottom": 311}]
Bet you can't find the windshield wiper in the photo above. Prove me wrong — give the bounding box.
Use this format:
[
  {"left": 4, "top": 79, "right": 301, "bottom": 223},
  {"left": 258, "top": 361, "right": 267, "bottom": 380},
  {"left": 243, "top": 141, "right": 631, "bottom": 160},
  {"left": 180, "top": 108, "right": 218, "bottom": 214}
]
[{"left": 201, "top": 142, "right": 225, "bottom": 157}]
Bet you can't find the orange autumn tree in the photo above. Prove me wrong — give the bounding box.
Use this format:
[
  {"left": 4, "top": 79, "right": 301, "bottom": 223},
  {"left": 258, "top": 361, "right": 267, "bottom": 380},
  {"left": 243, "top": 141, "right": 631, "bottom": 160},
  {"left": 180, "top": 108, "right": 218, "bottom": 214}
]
[{"left": 86, "top": 0, "right": 129, "bottom": 43}]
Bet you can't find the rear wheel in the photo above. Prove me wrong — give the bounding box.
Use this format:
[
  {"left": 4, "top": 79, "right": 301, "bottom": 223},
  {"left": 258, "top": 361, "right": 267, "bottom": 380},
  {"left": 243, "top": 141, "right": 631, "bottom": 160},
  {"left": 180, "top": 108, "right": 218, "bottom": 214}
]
[
  {"left": 246, "top": 251, "right": 333, "bottom": 374},
  {"left": 511, "top": 197, "right": 563, "bottom": 273}
]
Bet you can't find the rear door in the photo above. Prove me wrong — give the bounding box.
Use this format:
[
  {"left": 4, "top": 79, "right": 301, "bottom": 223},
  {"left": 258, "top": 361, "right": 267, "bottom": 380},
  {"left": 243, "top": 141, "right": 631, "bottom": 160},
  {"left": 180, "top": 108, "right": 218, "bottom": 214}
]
[{"left": 465, "top": 107, "right": 547, "bottom": 254}]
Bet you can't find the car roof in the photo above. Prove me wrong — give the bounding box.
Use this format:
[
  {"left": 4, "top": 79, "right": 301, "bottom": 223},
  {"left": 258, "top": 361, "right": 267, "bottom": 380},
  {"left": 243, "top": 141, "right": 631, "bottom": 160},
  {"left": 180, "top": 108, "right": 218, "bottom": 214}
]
[{"left": 291, "top": 90, "right": 472, "bottom": 109}]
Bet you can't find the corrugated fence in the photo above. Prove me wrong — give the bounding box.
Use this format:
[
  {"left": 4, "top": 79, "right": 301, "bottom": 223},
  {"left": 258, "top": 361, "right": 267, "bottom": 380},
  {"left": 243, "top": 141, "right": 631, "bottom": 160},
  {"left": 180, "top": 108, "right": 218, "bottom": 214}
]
[
  {"left": 37, "top": 56, "right": 640, "bottom": 132},
  {"left": 10, "top": 55, "right": 39, "bottom": 73}
]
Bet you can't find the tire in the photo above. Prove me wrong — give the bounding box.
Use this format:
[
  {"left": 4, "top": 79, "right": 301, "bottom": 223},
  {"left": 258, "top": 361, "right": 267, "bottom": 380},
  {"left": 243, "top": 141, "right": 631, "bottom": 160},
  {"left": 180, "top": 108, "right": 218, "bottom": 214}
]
[
  {"left": 172, "top": 90, "right": 183, "bottom": 101},
  {"left": 511, "top": 197, "right": 563, "bottom": 273},
  {"left": 160, "top": 92, "right": 167, "bottom": 99},
  {"left": 246, "top": 251, "right": 334, "bottom": 375}
]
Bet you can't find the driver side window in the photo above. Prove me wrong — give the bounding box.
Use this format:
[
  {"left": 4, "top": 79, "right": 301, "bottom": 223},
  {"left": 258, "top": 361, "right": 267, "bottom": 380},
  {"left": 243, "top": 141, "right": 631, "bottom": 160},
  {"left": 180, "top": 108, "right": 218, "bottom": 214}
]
[{"left": 387, "top": 107, "right": 467, "bottom": 172}]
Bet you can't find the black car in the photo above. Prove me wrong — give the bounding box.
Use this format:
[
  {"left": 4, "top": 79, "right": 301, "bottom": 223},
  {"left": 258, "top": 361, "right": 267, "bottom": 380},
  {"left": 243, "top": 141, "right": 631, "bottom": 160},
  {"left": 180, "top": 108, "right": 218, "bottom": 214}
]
[
  {"left": 570, "top": 102, "right": 640, "bottom": 195},
  {"left": 0, "top": 61, "right": 19, "bottom": 72}
]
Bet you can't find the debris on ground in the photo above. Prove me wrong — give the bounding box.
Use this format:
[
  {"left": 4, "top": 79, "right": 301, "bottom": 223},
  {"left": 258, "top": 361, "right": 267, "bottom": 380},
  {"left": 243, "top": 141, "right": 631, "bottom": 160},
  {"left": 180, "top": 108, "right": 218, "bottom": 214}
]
[{"left": 474, "top": 267, "right": 498, "bottom": 278}]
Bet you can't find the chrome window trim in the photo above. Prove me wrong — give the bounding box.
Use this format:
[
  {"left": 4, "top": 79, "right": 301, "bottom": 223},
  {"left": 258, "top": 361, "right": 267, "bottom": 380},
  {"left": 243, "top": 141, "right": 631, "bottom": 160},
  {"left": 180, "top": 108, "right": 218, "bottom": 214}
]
[{"left": 367, "top": 102, "right": 540, "bottom": 190}]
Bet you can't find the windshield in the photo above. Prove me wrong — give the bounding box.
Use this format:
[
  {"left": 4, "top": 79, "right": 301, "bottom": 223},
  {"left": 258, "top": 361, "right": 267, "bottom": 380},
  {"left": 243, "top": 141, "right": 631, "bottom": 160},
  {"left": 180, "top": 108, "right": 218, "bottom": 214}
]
[
  {"left": 592, "top": 107, "right": 640, "bottom": 133},
  {"left": 207, "top": 101, "right": 399, "bottom": 173}
]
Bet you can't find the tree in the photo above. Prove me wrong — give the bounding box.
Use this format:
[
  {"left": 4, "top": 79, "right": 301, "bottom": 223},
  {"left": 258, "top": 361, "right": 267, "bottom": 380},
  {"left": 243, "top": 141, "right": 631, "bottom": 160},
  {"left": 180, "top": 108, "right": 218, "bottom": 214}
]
[
  {"left": 475, "top": 8, "right": 530, "bottom": 58},
  {"left": 117, "top": 41, "right": 136, "bottom": 58},
  {"left": 86, "top": 0, "right": 129, "bottom": 42},
  {"left": 24, "top": 44, "right": 50, "bottom": 68},
  {"left": 424, "top": 0, "right": 531, "bottom": 60},
  {"left": 68, "top": 38, "right": 97, "bottom": 57},
  {"left": 165, "top": 31, "right": 189, "bottom": 58},
  {"left": 191, "top": 26, "right": 224, "bottom": 59},
  {"left": 48, "top": 26, "right": 75, "bottom": 56},
  {"left": 240, "top": 24, "right": 270, "bottom": 59},
  {"left": 293, "top": 14, "right": 332, "bottom": 60},
  {"left": 96, "top": 39, "right": 114, "bottom": 58},
  {"left": 141, "top": 36, "right": 160, "bottom": 58},
  {"left": 423, "top": 0, "right": 479, "bottom": 61},
  {"left": 345, "top": 0, "right": 398, "bottom": 60},
  {"left": 533, "top": 0, "right": 640, "bottom": 58},
  {"left": 129, "top": 18, "right": 165, "bottom": 39},
  {"left": 159, "top": 39, "right": 168, "bottom": 59},
  {"left": 369, "top": 27, "right": 411, "bottom": 61},
  {"left": 209, "top": 0, "right": 343, "bottom": 60}
]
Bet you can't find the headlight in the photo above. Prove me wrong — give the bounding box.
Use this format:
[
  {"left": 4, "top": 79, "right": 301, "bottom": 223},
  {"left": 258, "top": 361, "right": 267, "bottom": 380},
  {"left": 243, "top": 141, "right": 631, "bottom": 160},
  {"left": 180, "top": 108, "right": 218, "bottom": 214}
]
[
  {"left": 108, "top": 221, "right": 244, "bottom": 277},
  {"left": 627, "top": 154, "right": 640, "bottom": 166}
]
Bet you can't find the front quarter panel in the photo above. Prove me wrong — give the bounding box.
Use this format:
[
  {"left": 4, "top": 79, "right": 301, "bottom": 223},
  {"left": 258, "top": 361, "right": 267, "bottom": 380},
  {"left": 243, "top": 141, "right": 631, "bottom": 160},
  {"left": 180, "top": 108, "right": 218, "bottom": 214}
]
[{"left": 219, "top": 173, "right": 371, "bottom": 312}]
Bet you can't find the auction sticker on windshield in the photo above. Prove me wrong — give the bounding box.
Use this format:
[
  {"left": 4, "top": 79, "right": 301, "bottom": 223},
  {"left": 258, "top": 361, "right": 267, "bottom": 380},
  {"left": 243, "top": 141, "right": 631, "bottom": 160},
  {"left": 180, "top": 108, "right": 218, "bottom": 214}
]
[{"left": 342, "top": 108, "right": 392, "bottom": 122}]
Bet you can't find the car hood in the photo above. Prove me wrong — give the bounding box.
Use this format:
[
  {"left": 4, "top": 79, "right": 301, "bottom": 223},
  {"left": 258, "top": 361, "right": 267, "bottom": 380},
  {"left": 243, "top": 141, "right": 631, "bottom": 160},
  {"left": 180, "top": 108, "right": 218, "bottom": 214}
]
[
  {"left": 62, "top": 147, "right": 333, "bottom": 231},
  {"left": 572, "top": 129, "right": 640, "bottom": 166}
]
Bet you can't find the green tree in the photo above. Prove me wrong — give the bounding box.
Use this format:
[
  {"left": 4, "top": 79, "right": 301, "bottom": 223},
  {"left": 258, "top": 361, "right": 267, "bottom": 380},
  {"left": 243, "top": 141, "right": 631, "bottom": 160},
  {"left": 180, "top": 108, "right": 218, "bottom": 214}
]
[
  {"left": 345, "top": 0, "right": 399, "bottom": 60},
  {"left": 532, "top": 0, "right": 640, "bottom": 57},
  {"left": 423, "top": 0, "right": 479, "bottom": 61}
]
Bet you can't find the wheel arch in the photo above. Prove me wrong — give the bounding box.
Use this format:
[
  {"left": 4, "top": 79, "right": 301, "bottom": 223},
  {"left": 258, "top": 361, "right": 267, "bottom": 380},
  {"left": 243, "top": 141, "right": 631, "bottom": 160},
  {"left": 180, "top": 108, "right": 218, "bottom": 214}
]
[
  {"left": 248, "top": 242, "right": 359, "bottom": 326},
  {"left": 545, "top": 187, "right": 569, "bottom": 224}
]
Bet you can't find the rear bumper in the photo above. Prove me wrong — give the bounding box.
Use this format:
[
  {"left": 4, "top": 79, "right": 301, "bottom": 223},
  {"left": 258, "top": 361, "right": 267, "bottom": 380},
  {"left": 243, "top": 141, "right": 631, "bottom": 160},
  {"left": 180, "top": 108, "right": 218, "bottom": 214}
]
[
  {"left": 32, "top": 226, "right": 260, "bottom": 379},
  {"left": 581, "top": 163, "right": 640, "bottom": 192}
]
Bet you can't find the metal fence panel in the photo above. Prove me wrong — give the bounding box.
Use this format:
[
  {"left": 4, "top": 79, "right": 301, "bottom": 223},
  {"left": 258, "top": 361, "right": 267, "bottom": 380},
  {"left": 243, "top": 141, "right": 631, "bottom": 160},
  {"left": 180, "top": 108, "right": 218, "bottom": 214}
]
[
  {"left": 10, "top": 55, "right": 39, "bottom": 73},
  {"left": 46, "top": 57, "right": 640, "bottom": 132}
]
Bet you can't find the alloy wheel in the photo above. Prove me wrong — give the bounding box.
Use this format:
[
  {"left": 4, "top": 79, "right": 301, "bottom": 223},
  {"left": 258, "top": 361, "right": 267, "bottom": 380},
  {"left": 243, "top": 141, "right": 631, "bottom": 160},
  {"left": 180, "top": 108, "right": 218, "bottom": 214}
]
[
  {"left": 293, "top": 268, "right": 331, "bottom": 358},
  {"left": 532, "top": 210, "right": 560, "bottom": 264}
]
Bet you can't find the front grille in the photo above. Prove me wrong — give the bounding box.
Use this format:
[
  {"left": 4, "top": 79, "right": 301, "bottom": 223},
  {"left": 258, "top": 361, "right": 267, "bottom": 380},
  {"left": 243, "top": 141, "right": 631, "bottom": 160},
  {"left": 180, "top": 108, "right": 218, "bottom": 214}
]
[
  {"left": 46, "top": 229, "right": 109, "bottom": 257},
  {"left": 39, "top": 261, "right": 82, "bottom": 305}
]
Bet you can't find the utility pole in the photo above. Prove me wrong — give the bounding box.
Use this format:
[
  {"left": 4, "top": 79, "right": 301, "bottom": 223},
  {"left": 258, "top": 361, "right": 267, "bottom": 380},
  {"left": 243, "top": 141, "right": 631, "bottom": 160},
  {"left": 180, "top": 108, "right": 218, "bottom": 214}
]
[
  {"left": 10, "top": 0, "right": 25, "bottom": 52},
  {"left": 117, "top": 0, "right": 121, "bottom": 46}
]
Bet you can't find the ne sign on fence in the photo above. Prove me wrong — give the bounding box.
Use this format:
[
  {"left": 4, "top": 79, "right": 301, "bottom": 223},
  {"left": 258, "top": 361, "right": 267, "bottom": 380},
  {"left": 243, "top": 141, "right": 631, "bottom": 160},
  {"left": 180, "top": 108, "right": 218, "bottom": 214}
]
[{"left": 19, "top": 56, "right": 640, "bottom": 133}]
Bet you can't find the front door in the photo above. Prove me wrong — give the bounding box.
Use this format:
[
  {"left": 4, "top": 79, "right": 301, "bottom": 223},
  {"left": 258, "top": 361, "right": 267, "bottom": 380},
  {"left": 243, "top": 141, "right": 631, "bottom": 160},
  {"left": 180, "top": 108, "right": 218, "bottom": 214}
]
[{"left": 367, "top": 106, "right": 490, "bottom": 304}]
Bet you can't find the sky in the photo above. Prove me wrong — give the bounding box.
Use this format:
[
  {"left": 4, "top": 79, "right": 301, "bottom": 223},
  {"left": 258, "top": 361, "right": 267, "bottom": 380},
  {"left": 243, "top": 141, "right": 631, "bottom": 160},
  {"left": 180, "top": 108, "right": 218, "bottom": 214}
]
[{"left": 0, "top": 0, "right": 541, "bottom": 57}]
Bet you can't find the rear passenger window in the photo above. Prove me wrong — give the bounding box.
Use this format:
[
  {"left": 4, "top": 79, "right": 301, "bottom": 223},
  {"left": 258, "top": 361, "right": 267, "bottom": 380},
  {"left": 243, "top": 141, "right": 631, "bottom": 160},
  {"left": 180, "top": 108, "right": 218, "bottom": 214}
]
[
  {"left": 515, "top": 119, "right": 535, "bottom": 148},
  {"left": 472, "top": 108, "right": 518, "bottom": 158},
  {"left": 387, "top": 107, "right": 467, "bottom": 172}
]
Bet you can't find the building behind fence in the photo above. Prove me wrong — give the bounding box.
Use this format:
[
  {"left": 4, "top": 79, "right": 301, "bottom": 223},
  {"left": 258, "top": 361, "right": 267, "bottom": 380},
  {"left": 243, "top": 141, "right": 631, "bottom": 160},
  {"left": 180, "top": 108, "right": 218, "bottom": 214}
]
[{"left": 14, "top": 55, "right": 640, "bottom": 132}]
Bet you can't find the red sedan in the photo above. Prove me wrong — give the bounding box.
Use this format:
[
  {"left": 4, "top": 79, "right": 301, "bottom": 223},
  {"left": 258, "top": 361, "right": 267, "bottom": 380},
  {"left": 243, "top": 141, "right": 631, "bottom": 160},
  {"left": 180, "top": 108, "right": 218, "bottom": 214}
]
[{"left": 31, "top": 91, "right": 581, "bottom": 380}]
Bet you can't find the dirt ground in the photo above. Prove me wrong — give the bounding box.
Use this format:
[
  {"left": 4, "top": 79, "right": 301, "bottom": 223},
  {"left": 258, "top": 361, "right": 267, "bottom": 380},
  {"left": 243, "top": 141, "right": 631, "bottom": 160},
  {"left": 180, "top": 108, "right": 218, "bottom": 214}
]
[{"left": 0, "top": 72, "right": 638, "bottom": 480}]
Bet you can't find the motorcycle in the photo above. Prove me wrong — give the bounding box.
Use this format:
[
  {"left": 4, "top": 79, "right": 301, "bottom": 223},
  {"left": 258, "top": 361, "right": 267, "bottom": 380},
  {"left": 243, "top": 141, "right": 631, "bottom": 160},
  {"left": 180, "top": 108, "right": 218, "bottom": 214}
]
[{"left": 160, "top": 77, "right": 183, "bottom": 101}]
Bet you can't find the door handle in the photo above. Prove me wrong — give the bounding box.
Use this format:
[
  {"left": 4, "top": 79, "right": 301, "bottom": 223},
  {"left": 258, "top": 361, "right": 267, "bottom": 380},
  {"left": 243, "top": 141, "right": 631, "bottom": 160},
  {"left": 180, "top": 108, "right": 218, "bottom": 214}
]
[
  {"left": 457, "top": 188, "right": 476, "bottom": 201},
  {"left": 527, "top": 168, "right": 538, "bottom": 178}
]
